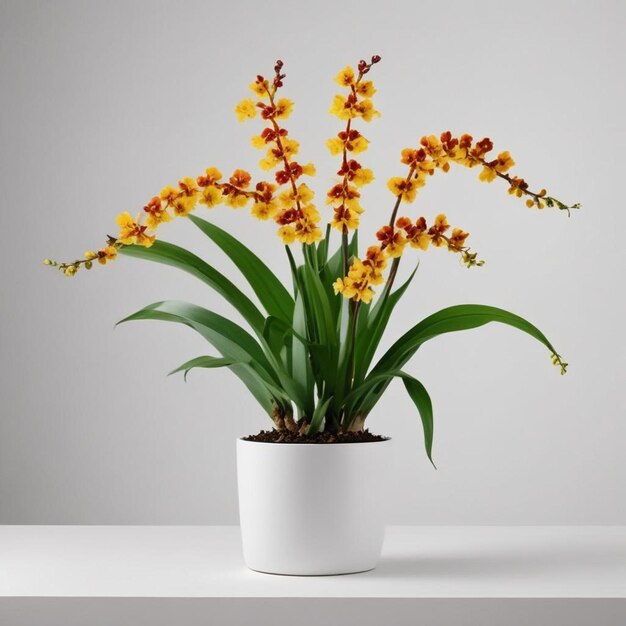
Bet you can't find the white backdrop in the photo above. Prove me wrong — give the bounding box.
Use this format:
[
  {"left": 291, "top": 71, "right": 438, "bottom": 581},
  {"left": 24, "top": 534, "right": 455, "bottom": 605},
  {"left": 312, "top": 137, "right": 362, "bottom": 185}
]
[{"left": 1, "top": 0, "right": 624, "bottom": 524}]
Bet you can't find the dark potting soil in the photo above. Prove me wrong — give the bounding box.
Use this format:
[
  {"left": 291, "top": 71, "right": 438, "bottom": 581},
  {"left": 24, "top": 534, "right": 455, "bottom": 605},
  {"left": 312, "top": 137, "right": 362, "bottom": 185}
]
[{"left": 243, "top": 429, "right": 389, "bottom": 444}]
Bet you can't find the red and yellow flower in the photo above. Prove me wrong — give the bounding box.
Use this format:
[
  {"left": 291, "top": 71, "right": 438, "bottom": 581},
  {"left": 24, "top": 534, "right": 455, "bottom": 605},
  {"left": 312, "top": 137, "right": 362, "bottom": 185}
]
[
  {"left": 116, "top": 212, "right": 155, "bottom": 247},
  {"left": 333, "top": 258, "right": 375, "bottom": 304},
  {"left": 46, "top": 57, "right": 575, "bottom": 287},
  {"left": 326, "top": 56, "right": 381, "bottom": 234},
  {"left": 143, "top": 196, "right": 171, "bottom": 229}
]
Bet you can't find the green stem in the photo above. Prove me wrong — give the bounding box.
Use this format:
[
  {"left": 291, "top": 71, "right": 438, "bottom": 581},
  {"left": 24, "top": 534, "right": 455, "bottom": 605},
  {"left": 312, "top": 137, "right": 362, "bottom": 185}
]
[
  {"left": 348, "top": 300, "right": 361, "bottom": 384},
  {"left": 341, "top": 226, "right": 349, "bottom": 277},
  {"left": 385, "top": 257, "right": 401, "bottom": 294},
  {"left": 341, "top": 300, "right": 361, "bottom": 431},
  {"left": 388, "top": 194, "right": 403, "bottom": 228}
]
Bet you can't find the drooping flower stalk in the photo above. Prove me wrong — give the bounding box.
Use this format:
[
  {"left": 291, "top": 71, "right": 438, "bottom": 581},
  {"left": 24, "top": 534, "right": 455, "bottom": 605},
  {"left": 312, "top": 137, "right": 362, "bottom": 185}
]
[{"left": 44, "top": 57, "right": 575, "bottom": 387}]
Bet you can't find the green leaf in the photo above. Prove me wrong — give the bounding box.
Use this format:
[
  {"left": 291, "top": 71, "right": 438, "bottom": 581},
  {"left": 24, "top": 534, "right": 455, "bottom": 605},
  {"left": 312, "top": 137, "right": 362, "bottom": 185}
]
[
  {"left": 262, "top": 316, "right": 291, "bottom": 361},
  {"left": 348, "top": 230, "right": 359, "bottom": 257},
  {"left": 119, "top": 241, "right": 264, "bottom": 333},
  {"left": 118, "top": 301, "right": 289, "bottom": 409},
  {"left": 284, "top": 245, "right": 300, "bottom": 295},
  {"left": 324, "top": 241, "right": 344, "bottom": 281},
  {"left": 402, "top": 376, "right": 435, "bottom": 468},
  {"left": 353, "top": 263, "right": 418, "bottom": 384},
  {"left": 225, "top": 361, "right": 290, "bottom": 416},
  {"left": 316, "top": 224, "right": 332, "bottom": 267},
  {"left": 341, "top": 369, "right": 435, "bottom": 465},
  {"left": 359, "top": 304, "right": 562, "bottom": 417},
  {"left": 333, "top": 302, "right": 360, "bottom": 419},
  {"left": 307, "top": 396, "right": 334, "bottom": 436},
  {"left": 119, "top": 241, "right": 306, "bottom": 410},
  {"left": 188, "top": 214, "right": 295, "bottom": 324},
  {"left": 168, "top": 355, "right": 234, "bottom": 381},
  {"left": 299, "top": 263, "right": 338, "bottom": 391},
  {"left": 291, "top": 290, "right": 315, "bottom": 415},
  {"left": 301, "top": 263, "right": 336, "bottom": 347},
  {"left": 318, "top": 263, "right": 342, "bottom": 329},
  {"left": 324, "top": 231, "right": 358, "bottom": 278},
  {"left": 342, "top": 369, "right": 403, "bottom": 411},
  {"left": 118, "top": 300, "right": 269, "bottom": 367},
  {"left": 375, "top": 304, "right": 560, "bottom": 375}
]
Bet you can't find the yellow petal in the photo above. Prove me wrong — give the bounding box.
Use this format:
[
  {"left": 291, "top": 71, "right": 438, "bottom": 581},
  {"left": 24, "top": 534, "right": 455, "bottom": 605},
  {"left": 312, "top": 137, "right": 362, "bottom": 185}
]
[
  {"left": 249, "top": 80, "right": 268, "bottom": 98},
  {"left": 350, "top": 136, "right": 369, "bottom": 154},
  {"left": 479, "top": 167, "right": 497, "bottom": 182},
  {"left": 275, "top": 98, "right": 294, "bottom": 120},
  {"left": 234, "top": 98, "right": 257, "bottom": 122},
  {"left": 251, "top": 135, "right": 266, "bottom": 149},
  {"left": 115, "top": 211, "right": 134, "bottom": 228},
  {"left": 334, "top": 65, "right": 355, "bottom": 87},
  {"left": 301, "top": 163, "right": 316, "bottom": 176},
  {"left": 329, "top": 94, "right": 350, "bottom": 120},
  {"left": 298, "top": 183, "right": 315, "bottom": 204},
  {"left": 326, "top": 137, "right": 344, "bottom": 156},
  {"left": 199, "top": 186, "right": 223, "bottom": 208},
  {"left": 251, "top": 201, "right": 279, "bottom": 221},
  {"left": 277, "top": 225, "right": 296, "bottom": 244},
  {"left": 352, "top": 168, "right": 374, "bottom": 187}
]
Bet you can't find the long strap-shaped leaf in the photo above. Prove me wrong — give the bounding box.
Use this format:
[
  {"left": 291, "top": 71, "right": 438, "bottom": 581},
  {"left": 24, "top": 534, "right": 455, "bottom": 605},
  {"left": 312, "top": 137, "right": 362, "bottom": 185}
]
[
  {"left": 353, "top": 264, "right": 418, "bottom": 384},
  {"left": 342, "top": 369, "right": 435, "bottom": 465},
  {"left": 291, "top": 291, "right": 315, "bottom": 416},
  {"left": 117, "top": 300, "right": 280, "bottom": 389},
  {"left": 299, "top": 263, "right": 339, "bottom": 398},
  {"left": 403, "top": 376, "right": 435, "bottom": 467},
  {"left": 300, "top": 264, "right": 337, "bottom": 356},
  {"left": 307, "top": 396, "right": 334, "bottom": 435},
  {"left": 188, "top": 215, "right": 294, "bottom": 325},
  {"left": 168, "top": 355, "right": 289, "bottom": 416},
  {"left": 320, "top": 233, "right": 359, "bottom": 328},
  {"left": 359, "top": 304, "right": 561, "bottom": 417},
  {"left": 169, "top": 355, "right": 234, "bottom": 380},
  {"left": 374, "top": 304, "right": 559, "bottom": 375},
  {"left": 119, "top": 241, "right": 265, "bottom": 333}
]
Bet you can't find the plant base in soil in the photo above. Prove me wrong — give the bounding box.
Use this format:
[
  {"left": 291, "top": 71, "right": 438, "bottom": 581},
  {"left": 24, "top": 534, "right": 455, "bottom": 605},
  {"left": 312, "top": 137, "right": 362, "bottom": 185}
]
[{"left": 243, "top": 428, "right": 388, "bottom": 444}]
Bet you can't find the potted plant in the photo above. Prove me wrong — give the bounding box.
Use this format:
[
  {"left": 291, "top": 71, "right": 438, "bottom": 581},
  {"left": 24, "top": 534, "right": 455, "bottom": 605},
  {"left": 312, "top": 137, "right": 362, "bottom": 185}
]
[{"left": 45, "top": 56, "right": 578, "bottom": 576}]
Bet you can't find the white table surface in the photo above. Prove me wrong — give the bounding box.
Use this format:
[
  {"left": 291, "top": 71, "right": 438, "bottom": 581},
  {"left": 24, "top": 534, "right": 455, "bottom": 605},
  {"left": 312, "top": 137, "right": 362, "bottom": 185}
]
[
  {"left": 1, "top": 526, "right": 625, "bottom": 626},
  {"left": 1, "top": 525, "right": 625, "bottom": 598}
]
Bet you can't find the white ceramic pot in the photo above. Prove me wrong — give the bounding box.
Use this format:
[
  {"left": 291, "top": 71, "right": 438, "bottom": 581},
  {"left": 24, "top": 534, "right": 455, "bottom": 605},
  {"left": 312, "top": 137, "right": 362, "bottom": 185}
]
[{"left": 237, "top": 437, "right": 391, "bottom": 575}]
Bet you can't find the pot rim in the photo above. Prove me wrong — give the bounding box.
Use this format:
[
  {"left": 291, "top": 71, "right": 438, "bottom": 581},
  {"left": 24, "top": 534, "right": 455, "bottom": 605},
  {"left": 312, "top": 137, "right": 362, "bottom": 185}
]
[{"left": 237, "top": 436, "right": 391, "bottom": 446}]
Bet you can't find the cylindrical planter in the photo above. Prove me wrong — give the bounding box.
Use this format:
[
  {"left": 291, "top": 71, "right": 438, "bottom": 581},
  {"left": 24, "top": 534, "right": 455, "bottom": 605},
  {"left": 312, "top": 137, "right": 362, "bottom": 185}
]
[{"left": 237, "top": 437, "right": 391, "bottom": 576}]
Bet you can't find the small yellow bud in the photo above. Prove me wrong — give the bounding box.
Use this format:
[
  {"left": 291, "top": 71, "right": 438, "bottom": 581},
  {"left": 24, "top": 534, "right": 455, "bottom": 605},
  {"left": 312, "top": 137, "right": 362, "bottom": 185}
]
[
  {"left": 84, "top": 250, "right": 98, "bottom": 260},
  {"left": 526, "top": 199, "right": 534, "bottom": 208},
  {"left": 64, "top": 266, "right": 77, "bottom": 277},
  {"left": 85, "top": 261, "right": 93, "bottom": 270},
  {"left": 539, "top": 188, "right": 547, "bottom": 197},
  {"left": 43, "top": 258, "right": 53, "bottom": 265}
]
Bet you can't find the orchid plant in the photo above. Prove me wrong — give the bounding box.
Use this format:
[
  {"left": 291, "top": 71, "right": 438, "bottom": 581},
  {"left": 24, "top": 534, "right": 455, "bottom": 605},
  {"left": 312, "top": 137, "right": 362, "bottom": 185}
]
[{"left": 46, "top": 56, "right": 578, "bottom": 462}]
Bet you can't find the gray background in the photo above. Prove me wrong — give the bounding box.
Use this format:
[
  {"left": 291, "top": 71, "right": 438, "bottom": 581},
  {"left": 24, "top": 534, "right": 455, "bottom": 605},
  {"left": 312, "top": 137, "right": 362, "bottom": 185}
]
[{"left": 0, "top": 0, "right": 624, "bottom": 525}]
